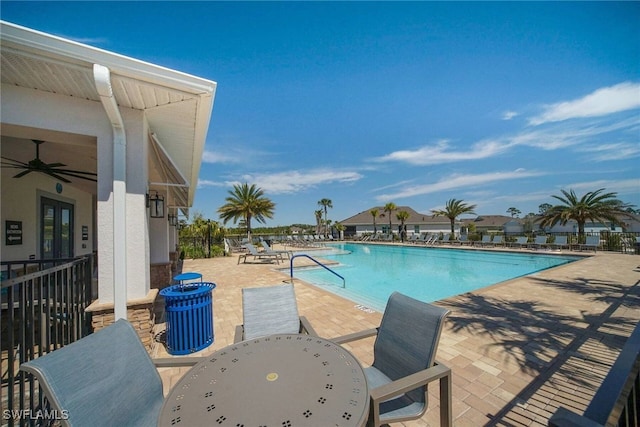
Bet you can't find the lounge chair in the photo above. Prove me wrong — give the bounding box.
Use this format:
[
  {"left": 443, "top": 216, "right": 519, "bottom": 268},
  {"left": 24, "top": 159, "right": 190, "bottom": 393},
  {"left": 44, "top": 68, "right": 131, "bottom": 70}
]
[
  {"left": 493, "top": 235, "right": 506, "bottom": 247},
  {"left": 238, "top": 243, "right": 284, "bottom": 264},
  {"left": 234, "top": 284, "right": 317, "bottom": 342},
  {"left": 455, "top": 235, "right": 470, "bottom": 245},
  {"left": 333, "top": 292, "right": 452, "bottom": 427},
  {"left": 548, "top": 235, "right": 569, "bottom": 250},
  {"left": 530, "top": 235, "right": 548, "bottom": 250},
  {"left": 435, "top": 234, "right": 451, "bottom": 245},
  {"left": 579, "top": 235, "right": 600, "bottom": 252},
  {"left": 19, "top": 319, "right": 202, "bottom": 427},
  {"left": 478, "top": 235, "right": 493, "bottom": 247},
  {"left": 260, "top": 240, "right": 292, "bottom": 259},
  {"left": 510, "top": 236, "right": 529, "bottom": 249}
]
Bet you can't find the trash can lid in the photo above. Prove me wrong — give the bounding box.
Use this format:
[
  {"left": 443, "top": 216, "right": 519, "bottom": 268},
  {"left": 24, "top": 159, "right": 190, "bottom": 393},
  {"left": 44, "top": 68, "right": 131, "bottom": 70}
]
[
  {"left": 160, "top": 282, "right": 216, "bottom": 298},
  {"left": 173, "top": 272, "right": 203, "bottom": 282}
]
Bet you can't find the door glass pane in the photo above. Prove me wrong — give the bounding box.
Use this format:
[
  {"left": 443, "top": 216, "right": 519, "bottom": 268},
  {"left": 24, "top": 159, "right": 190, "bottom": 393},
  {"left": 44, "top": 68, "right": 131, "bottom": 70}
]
[
  {"left": 42, "top": 204, "right": 55, "bottom": 260},
  {"left": 61, "top": 207, "right": 72, "bottom": 258}
]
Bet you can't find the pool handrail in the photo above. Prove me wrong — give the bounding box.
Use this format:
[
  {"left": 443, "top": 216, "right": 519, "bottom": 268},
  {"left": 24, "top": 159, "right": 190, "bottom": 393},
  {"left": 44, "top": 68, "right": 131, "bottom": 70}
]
[{"left": 289, "top": 254, "right": 345, "bottom": 288}]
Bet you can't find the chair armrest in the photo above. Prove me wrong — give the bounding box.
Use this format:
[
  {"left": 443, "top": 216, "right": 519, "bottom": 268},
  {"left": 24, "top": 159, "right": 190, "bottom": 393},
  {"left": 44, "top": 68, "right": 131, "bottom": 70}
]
[
  {"left": 299, "top": 316, "right": 318, "bottom": 336},
  {"left": 370, "top": 362, "right": 451, "bottom": 403},
  {"left": 331, "top": 328, "right": 379, "bottom": 344},
  {"left": 153, "top": 357, "right": 205, "bottom": 368}
]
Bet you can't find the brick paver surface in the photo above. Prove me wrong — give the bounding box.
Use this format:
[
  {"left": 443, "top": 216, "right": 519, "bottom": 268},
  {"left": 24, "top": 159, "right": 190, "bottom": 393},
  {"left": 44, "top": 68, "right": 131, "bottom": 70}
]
[{"left": 154, "top": 245, "right": 640, "bottom": 426}]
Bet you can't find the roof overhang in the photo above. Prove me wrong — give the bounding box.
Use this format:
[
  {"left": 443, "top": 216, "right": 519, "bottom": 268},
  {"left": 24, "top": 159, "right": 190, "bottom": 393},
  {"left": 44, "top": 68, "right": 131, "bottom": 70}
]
[{"left": 1, "top": 20, "right": 216, "bottom": 208}]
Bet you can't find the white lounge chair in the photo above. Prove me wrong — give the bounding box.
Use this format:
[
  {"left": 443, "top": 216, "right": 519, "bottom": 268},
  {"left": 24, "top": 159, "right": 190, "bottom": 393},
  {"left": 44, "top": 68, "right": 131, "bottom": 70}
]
[{"left": 238, "top": 243, "right": 284, "bottom": 264}]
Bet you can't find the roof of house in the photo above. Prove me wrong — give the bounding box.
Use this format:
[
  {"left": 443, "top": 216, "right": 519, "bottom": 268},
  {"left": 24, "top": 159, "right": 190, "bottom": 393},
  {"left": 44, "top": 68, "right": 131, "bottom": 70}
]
[
  {"left": 0, "top": 21, "right": 216, "bottom": 208},
  {"left": 462, "top": 215, "right": 519, "bottom": 228},
  {"left": 340, "top": 206, "right": 451, "bottom": 226}
]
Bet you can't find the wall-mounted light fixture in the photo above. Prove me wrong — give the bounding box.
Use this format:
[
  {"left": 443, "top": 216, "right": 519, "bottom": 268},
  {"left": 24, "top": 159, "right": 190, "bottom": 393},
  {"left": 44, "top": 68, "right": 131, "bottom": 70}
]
[
  {"left": 168, "top": 213, "right": 178, "bottom": 226},
  {"left": 147, "top": 191, "right": 165, "bottom": 218}
]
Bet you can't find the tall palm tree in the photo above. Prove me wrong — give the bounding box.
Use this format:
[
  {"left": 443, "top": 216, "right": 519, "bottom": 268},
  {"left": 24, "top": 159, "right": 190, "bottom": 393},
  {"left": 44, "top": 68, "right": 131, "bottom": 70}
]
[
  {"left": 369, "top": 208, "right": 379, "bottom": 234},
  {"left": 314, "top": 209, "right": 323, "bottom": 235},
  {"left": 537, "top": 188, "right": 634, "bottom": 241},
  {"left": 217, "top": 183, "right": 275, "bottom": 240},
  {"left": 431, "top": 199, "right": 477, "bottom": 234},
  {"left": 318, "top": 198, "right": 333, "bottom": 237},
  {"left": 396, "top": 210, "right": 410, "bottom": 242},
  {"left": 383, "top": 202, "right": 397, "bottom": 235}
]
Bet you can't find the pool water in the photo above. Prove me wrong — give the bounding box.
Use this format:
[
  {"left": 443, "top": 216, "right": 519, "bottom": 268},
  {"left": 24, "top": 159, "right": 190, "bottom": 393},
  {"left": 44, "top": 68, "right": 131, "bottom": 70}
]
[{"left": 292, "top": 243, "right": 581, "bottom": 312}]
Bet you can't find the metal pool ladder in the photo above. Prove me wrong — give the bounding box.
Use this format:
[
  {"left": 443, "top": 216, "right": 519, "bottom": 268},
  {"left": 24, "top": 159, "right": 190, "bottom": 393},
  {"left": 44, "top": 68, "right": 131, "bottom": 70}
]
[{"left": 289, "top": 254, "right": 345, "bottom": 288}]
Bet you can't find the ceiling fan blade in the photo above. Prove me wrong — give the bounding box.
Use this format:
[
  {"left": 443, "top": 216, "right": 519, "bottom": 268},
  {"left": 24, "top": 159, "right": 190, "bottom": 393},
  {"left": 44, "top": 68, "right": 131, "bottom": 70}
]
[
  {"left": 53, "top": 171, "right": 97, "bottom": 182},
  {"left": 1, "top": 156, "right": 30, "bottom": 167},
  {"left": 53, "top": 168, "right": 97, "bottom": 176},
  {"left": 44, "top": 170, "right": 72, "bottom": 183},
  {"left": 13, "top": 169, "right": 34, "bottom": 178},
  {"left": 46, "top": 162, "right": 67, "bottom": 168}
]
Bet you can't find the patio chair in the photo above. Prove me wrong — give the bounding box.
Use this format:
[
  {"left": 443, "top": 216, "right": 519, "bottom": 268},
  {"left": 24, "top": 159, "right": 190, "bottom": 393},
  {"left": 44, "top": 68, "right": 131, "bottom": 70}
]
[
  {"left": 332, "top": 292, "right": 452, "bottom": 427},
  {"left": 260, "top": 240, "right": 292, "bottom": 259},
  {"left": 530, "top": 235, "right": 548, "bottom": 250},
  {"left": 234, "top": 284, "right": 317, "bottom": 343},
  {"left": 478, "top": 235, "right": 493, "bottom": 246},
  {"left": 19, "top": 319, "right": 202, "bottom": 427},
  {"left": 510, "top": 236, "right": 529, "bottom": 248},
  {"left": 548, "top": 235, "right": 568, "bottom": 250},
  {"left": 238, "top": 243, "right": 284, "bottom": 264},
  {"left": 579, "top": 235, "right": 600, "bottom": 252}
]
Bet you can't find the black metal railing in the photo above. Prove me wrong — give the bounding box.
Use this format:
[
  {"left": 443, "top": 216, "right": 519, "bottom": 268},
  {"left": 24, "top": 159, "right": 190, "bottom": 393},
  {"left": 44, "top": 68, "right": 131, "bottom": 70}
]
[
  {"left": 549, "top": 321, "right": 640, "bottom": 427},
  {"left": 1, "top": 256, "right": 93, "bottom": 426}
]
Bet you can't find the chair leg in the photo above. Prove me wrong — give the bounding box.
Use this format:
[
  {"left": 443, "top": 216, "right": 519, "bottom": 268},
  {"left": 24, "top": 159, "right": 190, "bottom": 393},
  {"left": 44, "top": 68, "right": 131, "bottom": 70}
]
[{"left": 440, "top": 373, "right": 452, "bottom": 427}]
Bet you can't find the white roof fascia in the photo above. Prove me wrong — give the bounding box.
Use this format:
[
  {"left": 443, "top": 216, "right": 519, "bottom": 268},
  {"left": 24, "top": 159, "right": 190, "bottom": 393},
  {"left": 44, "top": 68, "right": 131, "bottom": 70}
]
[{"left": 1, "top": 21, "right": 217, "bottom": 96}]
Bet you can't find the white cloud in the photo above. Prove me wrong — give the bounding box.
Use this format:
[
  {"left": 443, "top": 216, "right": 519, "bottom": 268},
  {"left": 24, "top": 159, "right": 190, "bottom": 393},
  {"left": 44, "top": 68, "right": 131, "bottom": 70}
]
[
  {"left": 375, "top": 169, "right": 543, "bottom": 201},
  {"left": 197, "top": 179, "right": 228, "bottom": 188},
  {"left": 238, "top": 169, "right": 363, "bottom": 194},
  {"left": 576, "top": 142, "right": 640, "bottom": 162},
  {"left": 371, "top": 139, "right": 513, "bottom": 165},
  {"left": 529, "top": 82, "right": 640, "bottom": 126},
  {"left": 201, "top": 150, "right": 244, "bottom": 164},
  {"left": 502, "top": 110, "right": 519, "bottom": 120}
]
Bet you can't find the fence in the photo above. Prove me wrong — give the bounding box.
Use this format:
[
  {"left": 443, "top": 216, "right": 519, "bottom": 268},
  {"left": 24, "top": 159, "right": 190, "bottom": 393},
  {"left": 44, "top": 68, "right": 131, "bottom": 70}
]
[{"left": 1, "top": 256, "right": 93, "bottom": 426}]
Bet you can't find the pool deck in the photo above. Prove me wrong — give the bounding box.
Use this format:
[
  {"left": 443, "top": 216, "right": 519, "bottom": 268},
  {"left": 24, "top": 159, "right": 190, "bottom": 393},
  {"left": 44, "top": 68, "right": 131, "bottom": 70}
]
[{"left": 154, "top": 243, "right": 640, "bottom": 426}]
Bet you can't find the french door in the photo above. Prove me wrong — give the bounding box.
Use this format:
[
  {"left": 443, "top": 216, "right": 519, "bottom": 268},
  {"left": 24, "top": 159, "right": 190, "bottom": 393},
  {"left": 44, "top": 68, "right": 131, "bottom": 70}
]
[{"left": 41, "top": 197, "right": 74, "bottom": 260}]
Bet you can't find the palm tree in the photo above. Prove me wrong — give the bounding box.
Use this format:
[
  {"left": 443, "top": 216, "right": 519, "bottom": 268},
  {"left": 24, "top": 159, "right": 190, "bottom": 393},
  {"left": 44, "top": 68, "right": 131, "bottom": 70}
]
[
  {"left": 318, "top": 198, "right": 333, "bottom": 237},
  {"left": 369, "top": 208, "right": 379, "bottom": 234},
  {"left": 383, "top": 202, "right": 397, "bottom": 235},
  {"left": 396, "top": 210, "right": 410, "bottom": 242},
  {"left": 314, "top": 209, "right": 323, "bottom": 235},
  {"left": 431, "top": 199, "right": 477, "bottom": 235},
  {"left": 537, "top": 188, "right": 634, "bottom": 241},
  {"left": 217, "top": 183, "right": 275, "bottom": 240}
]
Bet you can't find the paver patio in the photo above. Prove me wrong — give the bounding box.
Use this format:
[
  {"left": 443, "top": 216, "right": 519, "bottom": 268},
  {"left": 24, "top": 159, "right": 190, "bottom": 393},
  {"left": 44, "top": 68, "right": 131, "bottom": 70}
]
[{"left": 154, "top": 245, "right": 640, "bottom": 426}]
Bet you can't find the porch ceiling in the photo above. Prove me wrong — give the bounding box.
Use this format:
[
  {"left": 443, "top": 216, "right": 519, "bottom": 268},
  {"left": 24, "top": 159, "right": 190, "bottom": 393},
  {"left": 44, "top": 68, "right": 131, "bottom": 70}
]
[{"left": 0, "top": 21, "right": 216, "bottom": 207}]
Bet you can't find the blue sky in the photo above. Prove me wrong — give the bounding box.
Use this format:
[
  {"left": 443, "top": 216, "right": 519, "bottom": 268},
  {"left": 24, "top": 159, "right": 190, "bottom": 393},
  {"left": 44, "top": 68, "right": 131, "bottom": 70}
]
[{"left": 3, "top": 2, "right": 639, "bottom": 227}]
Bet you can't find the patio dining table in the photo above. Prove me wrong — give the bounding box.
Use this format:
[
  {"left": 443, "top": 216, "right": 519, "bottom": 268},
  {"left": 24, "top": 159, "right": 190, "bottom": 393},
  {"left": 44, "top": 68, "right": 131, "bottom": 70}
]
[{"left": 158, "top": 334, "right": 370, "bottom": 426}]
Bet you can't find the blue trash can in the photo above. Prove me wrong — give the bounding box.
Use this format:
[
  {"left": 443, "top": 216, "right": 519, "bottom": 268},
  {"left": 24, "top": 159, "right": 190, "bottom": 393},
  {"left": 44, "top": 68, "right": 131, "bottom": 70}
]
[{"left": 160, "top": 282, "right": 216, "bottom": 355}]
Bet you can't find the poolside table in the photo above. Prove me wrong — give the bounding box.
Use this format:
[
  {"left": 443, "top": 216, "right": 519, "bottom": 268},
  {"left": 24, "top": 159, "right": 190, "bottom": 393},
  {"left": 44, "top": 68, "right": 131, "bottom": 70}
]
[{"left": 158, "top": 334, "right": 370, "bottom": 426}]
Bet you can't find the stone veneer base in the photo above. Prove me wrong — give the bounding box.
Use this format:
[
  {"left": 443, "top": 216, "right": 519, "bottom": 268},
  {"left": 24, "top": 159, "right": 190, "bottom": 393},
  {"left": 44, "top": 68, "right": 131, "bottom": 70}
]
[{"left": 86, "top": 289, "right": 158, "bottom": 351}]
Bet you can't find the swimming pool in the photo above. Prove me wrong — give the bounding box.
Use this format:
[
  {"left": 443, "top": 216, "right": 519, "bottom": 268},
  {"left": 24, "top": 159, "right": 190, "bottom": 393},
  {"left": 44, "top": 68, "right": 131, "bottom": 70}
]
[{"left": 291, "top": 243, "right": 582, "bottom": 312}]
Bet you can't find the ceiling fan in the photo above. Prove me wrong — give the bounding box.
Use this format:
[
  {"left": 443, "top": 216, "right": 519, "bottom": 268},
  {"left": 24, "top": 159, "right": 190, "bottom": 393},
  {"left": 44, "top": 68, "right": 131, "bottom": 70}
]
[{"left": 1, "top": 139, "right": 97, "bottom": 183}]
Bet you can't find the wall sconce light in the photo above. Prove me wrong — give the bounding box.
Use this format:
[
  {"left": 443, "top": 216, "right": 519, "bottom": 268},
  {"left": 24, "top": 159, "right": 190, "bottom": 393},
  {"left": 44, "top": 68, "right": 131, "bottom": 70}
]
[
  {"left": 168, "top": 214, "right": 178, "bottom": 226},
  {"left": 147, "top": 191, "right": 165, "bottom": 218}
]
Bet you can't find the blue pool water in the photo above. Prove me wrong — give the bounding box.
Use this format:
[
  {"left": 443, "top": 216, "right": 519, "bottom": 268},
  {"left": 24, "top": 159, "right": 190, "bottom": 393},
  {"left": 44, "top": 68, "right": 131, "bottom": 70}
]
[{"left": 292, "top": 243, "right": 581, "bottom": 312}]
